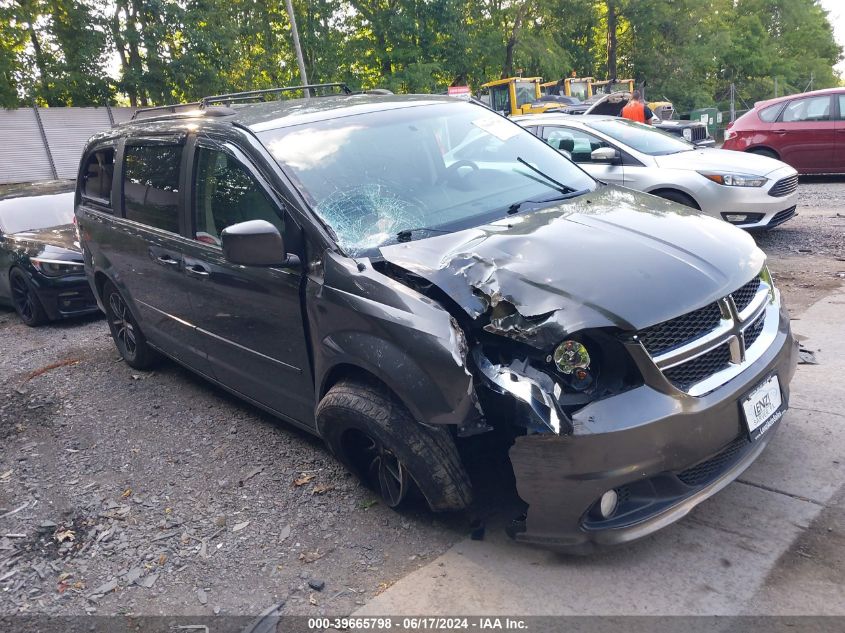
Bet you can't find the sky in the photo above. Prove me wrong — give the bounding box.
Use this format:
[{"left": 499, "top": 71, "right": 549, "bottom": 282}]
[{"left": 820, "top": 0, "right": 845, "bottom": 75}]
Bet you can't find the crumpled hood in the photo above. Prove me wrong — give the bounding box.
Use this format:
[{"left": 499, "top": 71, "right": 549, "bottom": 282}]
[
  {"left": 654, "top": 148, "right": 792, "bottom": 177},
  {"left": 7, "top": 224, "right": 81, "bottom": 256},
  {"left": 380, "top": 186, "right": 764, "bottom": 349}
]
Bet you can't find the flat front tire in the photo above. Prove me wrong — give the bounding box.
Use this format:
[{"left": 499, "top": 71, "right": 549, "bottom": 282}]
[
  {"left": 317, "top": 378, "right": 472, "bottom": 512},
  {"left": 102, "top": 282, "right": 158, "bottom": 370}
]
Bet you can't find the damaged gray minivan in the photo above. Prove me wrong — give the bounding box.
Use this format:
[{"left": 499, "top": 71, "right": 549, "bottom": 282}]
[{"left": 76, "top": 86, "right": 798, "bottom": 553}]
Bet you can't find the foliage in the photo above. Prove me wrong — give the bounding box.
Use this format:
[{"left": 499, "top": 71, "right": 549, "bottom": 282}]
[{"left": 0, "top": 0, "right": 840, "bottom": 110}]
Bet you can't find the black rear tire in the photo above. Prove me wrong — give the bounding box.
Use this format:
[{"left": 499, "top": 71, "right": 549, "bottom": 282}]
[
  {"left": 748, "top": 148, "right": 778, "bottom": 160},
  {"left": 317, "top": 378, "right": 472, "bottom": 512},
  {"left": 102, "top": 281, "right": 159, "bottom": 370},
  {"left": 10, "top": 268, "right": 48, "bottom": 327},
  {"left": 654, "top": 189, "right": 700, "bottom": 209}
]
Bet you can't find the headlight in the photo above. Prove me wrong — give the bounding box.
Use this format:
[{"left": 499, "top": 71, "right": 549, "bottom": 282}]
[
  {"left": 682, "top": 128, "right": 692, "bottom": 141},
  {"left": 31, "top": 258, "right": 84, "bottom": 277},
  {"left": 698, "top": 172, "right": 768, "bottom": 187},
  {"left": 760, "top": 265, "right": 776, "bottom": 303},
  {"left": 553, "top": 340, "right": 590, "bottom": 374}
]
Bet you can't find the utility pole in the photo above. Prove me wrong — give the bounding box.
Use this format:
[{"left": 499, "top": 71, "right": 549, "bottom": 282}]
[
  {"left": 729, "top": 83, "right": 736, "bottom": 123},
  {"left": 284, "top": 0, "right": 310, "bottom": 96}
]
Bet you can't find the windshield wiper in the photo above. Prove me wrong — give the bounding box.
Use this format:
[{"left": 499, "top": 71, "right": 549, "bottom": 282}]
[
  {"left": 507, "top": 189, "right": 588, "bottom": 215},
  {"left": 516, "top": 157, "right": 577, "bottom": 194},
  {"left": 396, "top": 226, "right": 451, "bottom": 243}
]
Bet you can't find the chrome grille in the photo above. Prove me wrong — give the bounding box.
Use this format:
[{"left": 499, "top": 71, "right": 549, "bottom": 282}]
[
  {"left": 638, "top": 302, "right": 722, "bottom": 355},
  {"left": 664, "top": 343, "right": 732, "bottom": 391},
  {"left": 690, "top": 126, "right": 706, "bottom": 142},
  {"left": 731, "top": 277, "right": 760, "bottom": 313},
  {"left": 743, "top": 312, "right": 766, "bottom": 349},
  {"left": 636, "top": 270, "right": 778, "bottom": 396},
  {"left": 769, "top": 174, "right": 798, "bottom": 197}
]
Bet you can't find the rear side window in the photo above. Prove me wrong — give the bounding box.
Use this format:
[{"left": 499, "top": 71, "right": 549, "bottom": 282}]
[
  {"left": 82, "top": 148, "right": 114, "bottom": 205},
  {"left": 838, "top": 95, "right": 845, "bottom": 121},
  {"left": 758, "top": 104, "right": 783, "bottom": 123},
  {"left": 781, "top": 96, "right": 831, "bottom": 123},
  {"left": 123, "top": 144, "right": 183, "bottom": 232}
]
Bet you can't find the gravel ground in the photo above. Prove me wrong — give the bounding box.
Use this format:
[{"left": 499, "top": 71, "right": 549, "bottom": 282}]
[
  {"left": 0, "top": 177, "right": 843, "bottom": 617},
  {"left": 0, "top": 315, "right": 467, "bottom": 616}
]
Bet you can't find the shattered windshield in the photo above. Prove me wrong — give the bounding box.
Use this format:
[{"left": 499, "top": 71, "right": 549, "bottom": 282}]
[{"left": 258, "top": 102, "right": 595, "bottom": 255}]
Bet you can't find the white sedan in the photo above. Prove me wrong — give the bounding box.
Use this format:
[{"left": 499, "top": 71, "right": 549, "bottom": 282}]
[{"left": 515, "top": 114, "right": 799, "bottom": 229}]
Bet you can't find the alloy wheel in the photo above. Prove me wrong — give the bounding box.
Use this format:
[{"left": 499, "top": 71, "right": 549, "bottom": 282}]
[
  {"left": 345, "top": 429, "right": 410, "bottom": 507},
  {"left": 10, "top": 274, "right": 35, "bottom": 322},
  {"left": 108, "top": 292, "right": 137, "bottom": 357}
]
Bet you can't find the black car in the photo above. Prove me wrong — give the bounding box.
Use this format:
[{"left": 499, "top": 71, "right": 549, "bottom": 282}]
[
  {"left": 76, "top": 86, "right": 797, "bottom": 553},
  {"left": 0, "top": 191, "right": 98, "bottom": 326}
]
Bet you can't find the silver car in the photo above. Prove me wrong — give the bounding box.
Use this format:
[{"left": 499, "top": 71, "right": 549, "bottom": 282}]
[{"left": 515, "top": 114, "right": 799, "bottom": 229}]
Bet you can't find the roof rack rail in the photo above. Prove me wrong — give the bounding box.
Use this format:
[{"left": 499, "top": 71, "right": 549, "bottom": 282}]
[
  {"left": 128, "top": 83, "right": 353, "bottom": 122},
  {"left": 201, "top": 83, "right": 352, "bottom": 106},
  {"left": 131, "top": 102, "right": 201, "bottom": 120}
]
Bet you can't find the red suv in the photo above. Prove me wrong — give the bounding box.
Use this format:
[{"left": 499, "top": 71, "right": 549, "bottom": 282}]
[{"left": 723, "top": 88, "right": 845, "bottom": 174}]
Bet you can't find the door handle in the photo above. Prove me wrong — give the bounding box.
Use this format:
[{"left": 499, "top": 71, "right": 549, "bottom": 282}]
[
  {"left": 185, "top": 264, "right": 210, "bottom": 278},
  {"left": 773, "top": 129, "right": 787, "bottom": 135},
  {"left": 155, "top": 254, "right": 180, "bottom": 267}
]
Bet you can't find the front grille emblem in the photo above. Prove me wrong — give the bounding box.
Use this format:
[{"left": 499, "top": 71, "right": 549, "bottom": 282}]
[{"left": 720, "top": 296, "right": 746, "bottom": 364}]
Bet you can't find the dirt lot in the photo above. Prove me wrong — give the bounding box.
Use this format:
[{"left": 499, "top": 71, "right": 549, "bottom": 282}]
[{"left": 0, "top": 178, "right": 843, "bottom": 617}]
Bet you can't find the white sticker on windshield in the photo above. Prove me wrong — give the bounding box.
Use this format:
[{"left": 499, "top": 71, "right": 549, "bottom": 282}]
[{"left": 471, "top": 115, "right": 521, "bottom": 141}]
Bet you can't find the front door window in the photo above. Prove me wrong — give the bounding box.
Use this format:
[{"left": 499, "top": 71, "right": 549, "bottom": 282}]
[{"left": 193, "top": 147, "right": 285, "bottom": 246}]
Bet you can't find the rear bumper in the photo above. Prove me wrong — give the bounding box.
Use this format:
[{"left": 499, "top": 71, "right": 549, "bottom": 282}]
[{"left": 507, "top": 302, "right": 798, "bottom": 553}]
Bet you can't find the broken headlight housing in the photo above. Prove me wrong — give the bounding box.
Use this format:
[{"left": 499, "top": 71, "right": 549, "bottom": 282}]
[
  {"left": 553, "top": 339, "right": 593, "bottom": 391},
  {"left": 476, "top": 329, "right": 644, "bottom": 434},
  {"left": 553, "top": 340, "right": 590, "bottom": 374}
]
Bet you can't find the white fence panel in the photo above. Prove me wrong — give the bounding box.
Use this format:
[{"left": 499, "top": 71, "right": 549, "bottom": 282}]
[
  {"left": 0, "top": 106, "right": 140, "bottom": 185},
  {"left": 38, "top": 107, "right": 113, "bottom": 180},
  {"left": 0, "top": 109, "right": 55, "bottom": 185}
]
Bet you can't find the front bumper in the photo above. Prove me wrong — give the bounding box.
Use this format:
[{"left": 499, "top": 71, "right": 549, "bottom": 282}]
[
  {"left": 506, "top": 301, "right": 798, "bottom": 553},
  {"left": 695, "top": 166, "right": 799, "bottom": 230},
  {"left": 31, "top": 272, "right": 99, "bottom": 321}
]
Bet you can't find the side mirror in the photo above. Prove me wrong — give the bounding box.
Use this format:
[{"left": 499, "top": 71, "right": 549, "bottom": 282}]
[
  {"left": 221, "top": 220, "right": 296, "bottom": 267},
  {"left": 591, "top": 147, "right": 621, "bottom": 164}
]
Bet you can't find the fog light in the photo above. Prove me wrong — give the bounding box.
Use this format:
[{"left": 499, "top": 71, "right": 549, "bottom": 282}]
[
  {"left": 599, "top": 490, "right": 618, "bottom": 519},
  {"left": 724, "top": 214, "right": 748, "bottom": 223}
]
